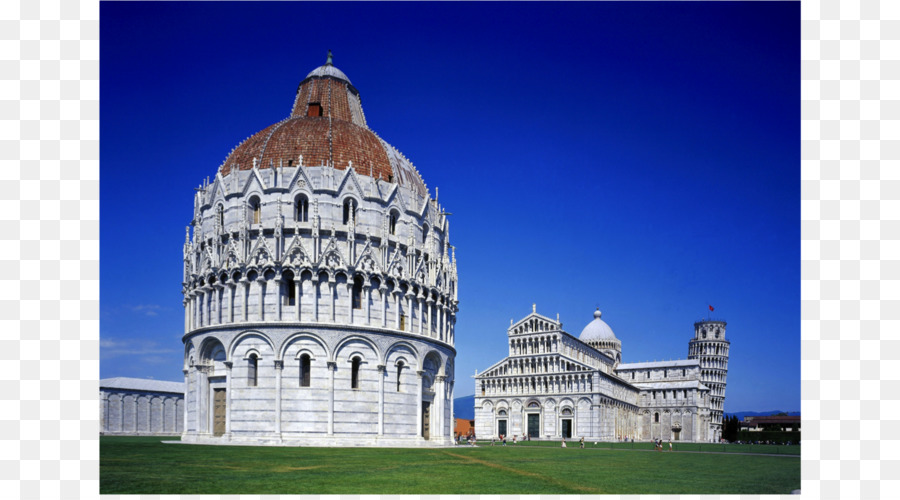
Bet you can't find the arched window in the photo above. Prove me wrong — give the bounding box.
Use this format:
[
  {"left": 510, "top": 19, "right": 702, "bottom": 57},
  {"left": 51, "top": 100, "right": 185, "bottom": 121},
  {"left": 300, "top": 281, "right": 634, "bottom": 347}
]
[
  {"left": 342, "top": 199, "right": 356, "bottom": 225},
  {"left": 389, "top": 210, "right": 399, "bottom": 235},
  {"left": 248, "top": 196, "right": 261, "bottom": 225},
  {"left": 654, "top": 412, "right": 659, "bottom": 423},
  {"left": 295, "top": 194, "right": 309, "bottom": 222},
  {"left": 352, "top": 275, "right": 363, "bottom": 309},
  {"left": 248, "top": 353, "right": 258, "bottom": 387},
  {"left": 351, "top": 356, "right": 361, "bottom": 389},
  {"left": 299, "top": 354, "right": 311, "bottom": 387},
  {"left": 396, "top": 361, "right": 404, "bottom": 391},
  {"left": 422, "top": 224, "right": 429, "bottom": 244},
  {"left": 216, "top": 204, "right": 224, "bottom": 230},
  {"left": 284, "top": 271, "right": 296, "bottom": 306}
]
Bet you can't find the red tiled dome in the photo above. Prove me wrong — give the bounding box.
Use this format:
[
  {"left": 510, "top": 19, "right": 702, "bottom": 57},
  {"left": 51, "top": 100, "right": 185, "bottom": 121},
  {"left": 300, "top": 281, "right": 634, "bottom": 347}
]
[{"left": 218, "top": 56, "right": 427, "bottom": 197}]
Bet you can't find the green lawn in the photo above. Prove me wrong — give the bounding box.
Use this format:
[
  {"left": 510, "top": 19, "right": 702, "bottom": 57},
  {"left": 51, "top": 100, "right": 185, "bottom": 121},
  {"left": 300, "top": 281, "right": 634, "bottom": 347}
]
[{"left": 100, "top": 436, "right": 800, "bottom": 495}]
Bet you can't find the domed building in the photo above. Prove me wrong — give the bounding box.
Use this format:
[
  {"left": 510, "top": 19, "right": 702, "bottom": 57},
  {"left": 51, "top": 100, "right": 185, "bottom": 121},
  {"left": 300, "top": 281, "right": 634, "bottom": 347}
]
[
  {"left": 181, "top": 53, "right": 458, "bottom": 447},
  {"left": 474, "top": 306, "right": 729, "bottom": 442}
]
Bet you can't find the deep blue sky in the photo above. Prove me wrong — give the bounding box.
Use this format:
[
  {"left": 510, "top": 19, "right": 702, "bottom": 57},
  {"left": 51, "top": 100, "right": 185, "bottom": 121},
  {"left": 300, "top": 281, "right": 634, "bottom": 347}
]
[{"left": 100, "top": 2, "right": 799, "bottom": 412}]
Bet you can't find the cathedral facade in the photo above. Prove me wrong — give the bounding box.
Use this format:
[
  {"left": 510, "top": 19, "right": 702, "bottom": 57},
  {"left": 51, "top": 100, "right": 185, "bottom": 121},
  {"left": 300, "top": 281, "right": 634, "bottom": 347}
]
[
  {"left": 180, "top": 54, "right": 458, "bottom": 447},
  {"left": 475, "top": 307, "right": 729, "bottom": 442}
]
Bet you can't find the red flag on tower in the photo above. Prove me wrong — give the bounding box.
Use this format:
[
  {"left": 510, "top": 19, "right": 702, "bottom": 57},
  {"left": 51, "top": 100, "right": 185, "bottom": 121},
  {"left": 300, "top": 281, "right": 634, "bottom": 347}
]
[{"left": 709, "top": 305, "right": 714, "bottom": 312}]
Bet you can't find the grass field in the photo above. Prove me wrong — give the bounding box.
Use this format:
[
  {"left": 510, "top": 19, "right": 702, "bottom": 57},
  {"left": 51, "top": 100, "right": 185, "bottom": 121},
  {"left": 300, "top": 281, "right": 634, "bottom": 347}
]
[{"left": 100, "top": 436, "right": 800, "bottom": 495}]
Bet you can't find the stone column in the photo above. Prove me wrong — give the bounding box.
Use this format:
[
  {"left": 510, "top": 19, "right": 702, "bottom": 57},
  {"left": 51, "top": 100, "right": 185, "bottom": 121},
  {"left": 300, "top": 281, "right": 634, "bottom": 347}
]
[
  {"left": 216, "top": 284, "right": 225, "bottom": 325},
  {"left": 346, "top": 282, "right": 354, "bottom": 324},
  {"left": 329, "top": 280, "right": 336, "bottom": 322},
  {"left": 364, "top": 284, "right": 371, "bottom": 325},
  {"left": 426, "top": 297, "right": 434, "bottom": 337},
  {"left": 197, "top": 367, "right": 207, "bottom": 434},
  {"left": 394, "top": 291, "right": 401, "bottom": 330},
  {"left": 257, "top": 278, "right": 265, "bottom": 322},
  {"left": 274, "top": 359, "right": 283, "bottom": 439},
  {"left": 241, "top": 278, "right": 250, "bottom": 322},
  {"left": 380, "top": 286, "right": 388, "bottom": 327},
  {"left": 132, "top": 394, "right": 139, "bottom": 433},
  {"left": 377, "top": 364, "right": 385, "bottom": 436},
  {"left": 197, "top": 289, "right": 205, "bottom": 327},
  {"left": 183, "top": 299, "right": 190, "bottom": 333},
  {"left": 416, "top": 370, "right": 424, "bottom": 438},
  {"left": 227, "top": 283, "right": 235, "bottom": 324},
  {"left": 275, "top": 278, "right": 283, "bottom": 321},
  {"left": 296, "top": 278, "right": 302, "bottom": 322},
  {"left": 418, "top": 294, "right": 425, "bottom": 334},
  {"left": 405, "top": 292, "right": 414, "bottom": 332},
  {"left": 224, "top": 361, "right": 232, "bottom": 438},
  {"left": 327, "top": 361, "right": 336, "bottom": 435},
  {"left": 182, "top": 369, "right": 189, "bottom": 436},
  {"left": 435, "top": 375, "right": 446, "bottom": 439},
  {"left": 100, "top": 392, "right": 108, "bottom": 433},
  {"left": 312, "top": 276, "right": 319, "bottom": 322},
  {"left": 438, "top": 304, "right": 444, "bottom": 341},
  {"left": 118, "top": 393, "right": 124, "bottom": 433},
  {"left": 449, "top": 380, "right": 455, "bottom": 435}
]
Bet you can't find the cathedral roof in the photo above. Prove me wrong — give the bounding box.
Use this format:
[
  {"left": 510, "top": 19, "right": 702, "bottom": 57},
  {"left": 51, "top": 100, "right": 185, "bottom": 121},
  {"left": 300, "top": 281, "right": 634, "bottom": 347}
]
[
  {"left": 217, "top": 52, "right": 428, "bottom": 198},
  {"left": 631, "top": 380, "right": 709, "bottom": 391},
  {"left": 617, "top": 359, "right": 699, "bottom": 370},
  {"left": 578, "top": 309, "right": 618, "bottom": 343}
]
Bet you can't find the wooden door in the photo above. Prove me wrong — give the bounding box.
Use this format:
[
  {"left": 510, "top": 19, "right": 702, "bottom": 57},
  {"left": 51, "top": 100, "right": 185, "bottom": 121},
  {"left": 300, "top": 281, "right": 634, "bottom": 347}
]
[{"left": 213, "top": 389, "right": 226, "bottom": 436}]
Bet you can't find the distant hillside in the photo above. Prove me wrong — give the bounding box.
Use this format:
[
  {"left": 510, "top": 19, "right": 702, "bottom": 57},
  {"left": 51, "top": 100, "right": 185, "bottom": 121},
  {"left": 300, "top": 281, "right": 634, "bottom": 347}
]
[
  {"left": 726, "top": 411, "right": 800, "bottom": 420},
  {"left": 453, "top": 395, "right": 475, "bottom": 420},
  {"left": 453, "top": 400, "right": 798, "bottom": 422}
]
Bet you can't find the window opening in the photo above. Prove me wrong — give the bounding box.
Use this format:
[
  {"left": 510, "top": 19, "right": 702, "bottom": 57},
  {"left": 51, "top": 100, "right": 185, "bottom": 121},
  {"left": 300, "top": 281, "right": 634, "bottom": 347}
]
[
  {"left": 285, "top": 275, "right": 296, "bottom": 306},
  {"left": 343, "top": 199, "right": 356, "bottom": 225},
  {"left": 396, "top": 361, "right": 404, "bottom": 391},
  {"left": 307, "top": 103, "right": 322, "bottom": 117},
  {"left": 296, "top": 195, "right": 309, "bottom": 222},
  {"left": 351, "top": 357, "right": 361, "bottom": 389},
  {"left": 352, "top": 276, "right": 363, "bottom": 309},
  {"left": 248, "top": 354, "right": 258, "bottom": 387},
  {"left": 300, "top": 354, "right": 311, "bottom": 387}
]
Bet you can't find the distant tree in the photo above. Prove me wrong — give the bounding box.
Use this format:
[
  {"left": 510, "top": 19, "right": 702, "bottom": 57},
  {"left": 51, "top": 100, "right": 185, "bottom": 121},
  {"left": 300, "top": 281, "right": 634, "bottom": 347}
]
[
  {"left": 723, "top": 415, "right": 740, "bottom": 442},
  {"left": 774, "top": 412, "right": 788, "bottom": 416}
]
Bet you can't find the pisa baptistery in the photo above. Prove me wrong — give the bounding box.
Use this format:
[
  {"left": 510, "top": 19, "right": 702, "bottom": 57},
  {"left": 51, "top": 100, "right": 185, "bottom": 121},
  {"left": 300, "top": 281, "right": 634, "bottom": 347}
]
[{"left": 180, "top": 53, "right": 458, "bottom": 447}]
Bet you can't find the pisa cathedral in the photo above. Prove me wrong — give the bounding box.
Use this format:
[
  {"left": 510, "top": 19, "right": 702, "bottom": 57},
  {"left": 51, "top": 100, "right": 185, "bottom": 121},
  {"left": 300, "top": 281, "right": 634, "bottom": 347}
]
[
  {"left": 180, "top": 53, "right": 458, "bottom": 446},
  {"left": 475, "top": 307, "right": 729, "bottom": 442}
]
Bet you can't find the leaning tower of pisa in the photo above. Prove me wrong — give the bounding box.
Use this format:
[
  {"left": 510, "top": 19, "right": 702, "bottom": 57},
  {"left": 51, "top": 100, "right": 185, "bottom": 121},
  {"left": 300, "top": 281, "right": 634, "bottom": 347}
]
[{"left": 687, "top": 320, "right": 729, "bottom": 442}]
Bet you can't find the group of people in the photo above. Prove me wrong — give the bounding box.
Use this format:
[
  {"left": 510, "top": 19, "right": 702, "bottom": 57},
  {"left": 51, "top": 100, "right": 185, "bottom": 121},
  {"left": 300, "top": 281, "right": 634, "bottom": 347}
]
[
  {"left": 654, "top": 438, "right": 673, "bottom": 452},
  {"left": 560, "top": 437, "right": 586, "bottom": 448},
  {"left": 489, "top": 434, "right": 534, "bottom": 446}
]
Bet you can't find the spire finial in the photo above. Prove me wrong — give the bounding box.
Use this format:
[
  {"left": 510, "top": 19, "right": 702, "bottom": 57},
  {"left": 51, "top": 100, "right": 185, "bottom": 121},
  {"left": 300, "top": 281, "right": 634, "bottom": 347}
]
[{"left": 326, "top": 49, "right": 333, "bottom": 66}]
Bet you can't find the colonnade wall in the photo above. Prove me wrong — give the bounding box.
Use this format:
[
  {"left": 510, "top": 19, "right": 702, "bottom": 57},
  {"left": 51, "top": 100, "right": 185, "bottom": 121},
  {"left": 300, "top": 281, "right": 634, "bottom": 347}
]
[{"left": 100, "top": 390, "right": 184, "bottom": 435}]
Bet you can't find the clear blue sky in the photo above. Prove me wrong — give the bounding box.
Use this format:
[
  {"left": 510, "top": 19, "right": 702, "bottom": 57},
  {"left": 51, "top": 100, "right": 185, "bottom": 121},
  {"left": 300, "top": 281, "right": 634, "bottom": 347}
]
[{"left": 100, "top": 2, "right": 799, "bottom": 412}]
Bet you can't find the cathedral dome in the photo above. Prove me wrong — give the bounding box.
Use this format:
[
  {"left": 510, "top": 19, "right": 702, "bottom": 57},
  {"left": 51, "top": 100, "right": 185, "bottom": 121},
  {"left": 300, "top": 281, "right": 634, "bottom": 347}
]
[
  {"left": 579, "top": 309, "right": 618, "bottom": 342},
  {"left": 305, "top": 49, "right": 351, "bottom": 83},
  {"left": 217, "top": 52, "right": 427, "bottom": 198}
]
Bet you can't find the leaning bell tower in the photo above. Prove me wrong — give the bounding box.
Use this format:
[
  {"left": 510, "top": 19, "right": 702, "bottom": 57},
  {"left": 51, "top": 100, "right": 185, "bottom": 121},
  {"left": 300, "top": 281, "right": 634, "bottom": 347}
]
[{"left": 688, "top": 320, "right": 729, "bottom": 442}]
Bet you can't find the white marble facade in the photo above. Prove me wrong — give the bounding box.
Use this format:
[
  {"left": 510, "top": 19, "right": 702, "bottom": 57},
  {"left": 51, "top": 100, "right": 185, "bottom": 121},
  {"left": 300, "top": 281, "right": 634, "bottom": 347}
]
[
  {"left": 181, "top": 56, "right": 458, "bottom": 447},
  {"left": 475, "top": 307, "right": 728, "bottom": 443}
]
